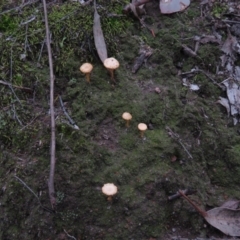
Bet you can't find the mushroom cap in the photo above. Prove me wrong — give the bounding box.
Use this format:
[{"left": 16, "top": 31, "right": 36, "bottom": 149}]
[
  {"left": 103, "top": 57, "right": 119, "bottom": 70},
  {"left": 138, "top": 123, "right": 147, "bottom": 131},
  {"left": 102, "top": 183, "right": 118, "bottom": 196},
  {"left": 80, "top": 63, "right": 93, "bottom": 73},
  {"left": 122, "top": 112, "right": 132, "bottom": 121}
]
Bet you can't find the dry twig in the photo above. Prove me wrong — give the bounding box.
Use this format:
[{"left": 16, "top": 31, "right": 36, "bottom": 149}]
[
  {"left": 59, "top": 95, "right": 79, "bottom": 130},
  {"left": 181, "top": 68, "right": 224, "bottom": 90},
  {"left": 0, "top": 0, "right": 39, "bottom": 15},
  {"left": 42, "top": 0, "right": 56, "bottom": 209},
  {"left": 0, "top": 80, "right": 32, "bottom": 92},
  {"left": 166, "top": 126, "right": 193, "bottom": 159},
  {"left": 14, "top": 175, "right": 54, "bottom": 213},
  {"left": 63, "top": 229, "right": 77, "bottom": 240}
]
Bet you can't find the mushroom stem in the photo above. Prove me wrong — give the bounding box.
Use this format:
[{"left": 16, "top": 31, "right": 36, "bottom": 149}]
[
  {"left": 107, "top": 196, "right": 113, "bottom": 201},
  {"left": 140, "top": 130, "right": 144, "bottom": 138},
  {"left": 126, "top": 120, "right": 130, "bottom": 128},
  {"left": 85, "top": 73, "right": 91, "bottom": 83},
  {"left": 109, "top": 69, "right": 114, "bottom": 81}
]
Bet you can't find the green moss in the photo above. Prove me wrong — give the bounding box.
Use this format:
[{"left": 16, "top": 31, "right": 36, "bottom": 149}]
[
  {"left": 0, "top": 14, "right": 18, "bottom": 31},
  {"left": 2, "top": 0, "right": 240, "bottom": 239}
]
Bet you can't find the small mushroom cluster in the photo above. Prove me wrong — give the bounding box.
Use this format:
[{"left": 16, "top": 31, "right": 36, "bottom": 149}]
[
  {"left": 122, "top": 112, "right": 148, "bottom": 138},
  {"left": 100, "top": 114, "right": 148, "bottom": 203},
  {"left": 79, "top": 57, "right": 119, "bottom": 84}
]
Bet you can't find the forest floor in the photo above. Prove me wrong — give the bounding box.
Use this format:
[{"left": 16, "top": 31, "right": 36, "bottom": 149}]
[{"left": 1, "top": 0, "right": 240, "bottom": 239}]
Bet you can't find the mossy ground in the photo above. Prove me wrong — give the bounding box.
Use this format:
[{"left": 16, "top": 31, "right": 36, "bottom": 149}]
[{"left": 0, "top": 0, "right": 240, "bottom": 239}]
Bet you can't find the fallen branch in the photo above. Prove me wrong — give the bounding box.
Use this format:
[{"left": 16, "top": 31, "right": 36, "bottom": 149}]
[{"left": 42, "top": 0, "right": 56, "bottom": 209}]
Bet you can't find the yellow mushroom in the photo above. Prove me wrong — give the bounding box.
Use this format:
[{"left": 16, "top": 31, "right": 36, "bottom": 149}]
[
  {"left": 80, "top": 63, "right": 93, "bottom": 83},
  {"left": 138, "top": 123, "right": 147, "bottom": 138},
  {"left": 103, "top": 57, "right": 119, "bottom": 81},
  {"left": 122, "top": 112, "right": 132, "bottom": 127},
  {"left": 102, "top": 183, "right": 118, "bottom": 201}
]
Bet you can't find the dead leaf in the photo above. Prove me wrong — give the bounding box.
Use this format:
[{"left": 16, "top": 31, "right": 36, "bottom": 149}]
[
  {"left": 220, "top": 199, "right": 240, "bottom": 209},
  {"left": 200, "top": 35, "right": 221, "bottom": 45},
  {"left": 222, "top": 80, "right": 240, "bottom": 117},
  {"left": 93, "top": 0, "right": 108, "bottom": 63},
  {"left": 235, "top": 66, "right": 240, "bottom": 81},
  {"left": 160, "top": 0, "right": 190, "bottom": 14},
  {"left": 217, "top": 97, "right": 230, "bottom": 117},
  {"left": 179, "top": 190, "right": 240, "bottom": 237},
  {"left": 221, "top": 33, "right": 238, "bottom": 57}
]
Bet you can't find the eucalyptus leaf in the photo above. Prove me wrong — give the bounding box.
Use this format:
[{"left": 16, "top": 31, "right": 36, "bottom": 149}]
[
  {"left": 93, "top": 0, "right": 108, "bottom": 63},
  {"left": 160, "top": 0, "right": 190, "bottom": 14},
  {"left": 179, "top": 190, "right": 240, "bottom": 237}
]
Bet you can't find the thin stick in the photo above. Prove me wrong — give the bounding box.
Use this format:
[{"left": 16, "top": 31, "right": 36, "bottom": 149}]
[
  {"left": 181, "top": 68, "right": 224, "bottom": 90},
  {"left": 59, "top": 95, "right": 79, "bottom": 130},
  {"left": 14, "top": 175, "right": 40, "bottom": 201},
  {"left": 63, "top": 229, "right": 77, "bottom": 240},
  {"left": 0, "top": 0, "right": 39, "bottom": 15},
  {"left": 38, "top": 37, "right": 46, "bottom": 63},
  {"left": 222, "top": 20, "right": 240, "bottom": 24},
  {"left": 166, "top": 126, "right": 193, "bottom": 159},
  {"left": 42, "top": 0, "right": 56, "bottom": 209},
  {"left": 14, "top": 175, "right": 55, "bottom": 213},
  {"left": 178, "top": 190, "right": 207, "bottom": 218},
  {"left": 0, "top": 80, "right": 32, "bottom": 92},
  {"left": 9, "top": 49, "right": 23, "bottom": 106},
  {"left": 12, "top": 104, "right": 23, "bottom": 126},
  {"left": 19, "top": 111, "right": 42, "bottom": 132}
]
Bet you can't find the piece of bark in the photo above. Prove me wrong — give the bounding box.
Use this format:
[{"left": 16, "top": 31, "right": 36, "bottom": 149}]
[{"left": 132, "top": 45, "right": 153, "bottom": 73}]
